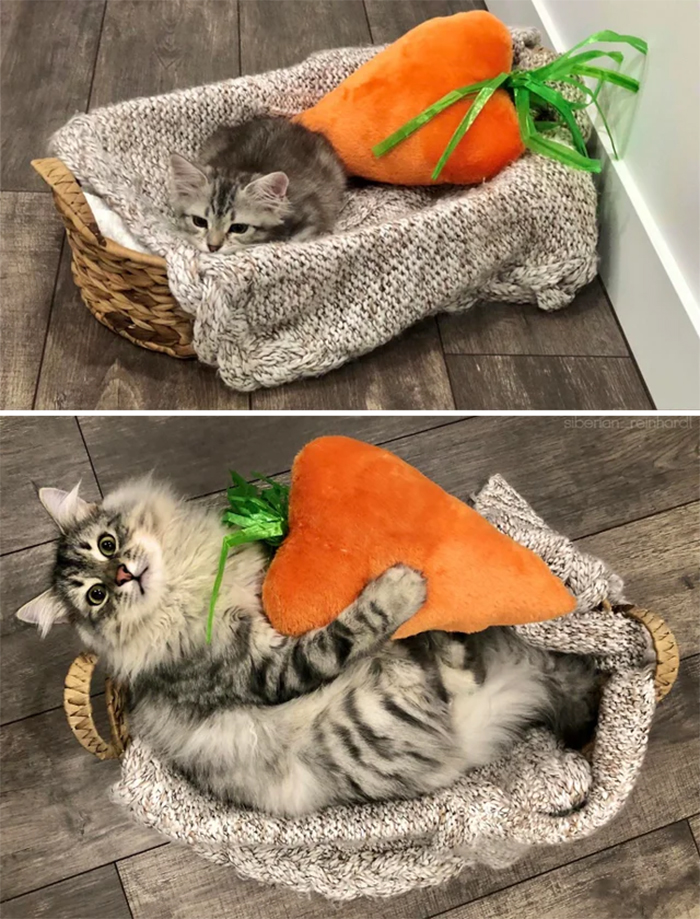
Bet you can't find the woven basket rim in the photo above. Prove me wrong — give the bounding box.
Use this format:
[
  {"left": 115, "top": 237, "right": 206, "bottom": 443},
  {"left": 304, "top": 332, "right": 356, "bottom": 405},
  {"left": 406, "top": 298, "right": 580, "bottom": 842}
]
[
  {"left": 31, "top": 157, "right": 167, "bottom": 269},
  {"left": 31, "top": 155, "right": 196, "bottom": 359},
  {"left": 64, "top": 603, "right": 679, "bottom": 762}
]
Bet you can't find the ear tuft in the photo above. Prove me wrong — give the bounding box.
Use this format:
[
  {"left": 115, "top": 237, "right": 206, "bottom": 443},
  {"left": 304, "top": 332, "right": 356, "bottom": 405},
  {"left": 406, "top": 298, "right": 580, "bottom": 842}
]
[
  {"left": 245, "top": 171, "right": 289, "bottom": 208},
  {"left": 39, "top": 483, "right": 94, "bottom": 533},
  {"left": 16, "top": 589, "right": 69, "bottom": 638},
  {"left": 169, "top": 153, "right": 209, "bottom": 200}
]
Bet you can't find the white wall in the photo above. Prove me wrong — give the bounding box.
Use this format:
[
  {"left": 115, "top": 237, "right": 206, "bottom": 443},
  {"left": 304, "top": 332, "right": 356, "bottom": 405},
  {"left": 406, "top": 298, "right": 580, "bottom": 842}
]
[{"left": 489, "top": 0, "right": 700, "bottom": 408}]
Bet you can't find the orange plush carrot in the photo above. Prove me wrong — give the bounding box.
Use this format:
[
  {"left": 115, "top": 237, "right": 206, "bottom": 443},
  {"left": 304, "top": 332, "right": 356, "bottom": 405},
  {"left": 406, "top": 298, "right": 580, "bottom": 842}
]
[
  {"left": 295, "top": 11, "right": 525, "bottom": 186},
  {"left": 261, "top": 437, "right": 575, "bottom": 638}
]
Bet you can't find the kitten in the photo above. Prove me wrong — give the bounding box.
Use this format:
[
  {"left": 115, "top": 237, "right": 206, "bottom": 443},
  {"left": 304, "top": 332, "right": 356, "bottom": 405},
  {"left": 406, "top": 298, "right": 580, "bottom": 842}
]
[
  {"left": 168, "top": 117, "right": 346, "bottom": 252},
  {"left": 17, "top": 479, "right": 600, "bottom": 818}
]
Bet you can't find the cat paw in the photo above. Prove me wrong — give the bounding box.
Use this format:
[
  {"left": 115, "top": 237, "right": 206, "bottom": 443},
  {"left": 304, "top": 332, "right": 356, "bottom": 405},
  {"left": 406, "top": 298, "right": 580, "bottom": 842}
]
[{"left": 368, "top": 564, "right": 427, "bottom": 625}]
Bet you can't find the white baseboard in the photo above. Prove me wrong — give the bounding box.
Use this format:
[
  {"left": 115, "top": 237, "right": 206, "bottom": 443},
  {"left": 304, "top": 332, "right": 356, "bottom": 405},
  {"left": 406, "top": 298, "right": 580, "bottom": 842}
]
[{"left": 488, "top": 0, "right": 700, "bottom": 409}]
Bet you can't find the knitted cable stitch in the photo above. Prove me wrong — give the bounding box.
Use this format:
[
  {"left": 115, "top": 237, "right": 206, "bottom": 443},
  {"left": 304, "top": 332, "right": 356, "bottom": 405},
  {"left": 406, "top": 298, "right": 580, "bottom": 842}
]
[
  {"left": 111, "top": 476, "right": 656, "bottom": 900},
  {"left": 51, "top": 29, "right": 598, "bottom": 390}
]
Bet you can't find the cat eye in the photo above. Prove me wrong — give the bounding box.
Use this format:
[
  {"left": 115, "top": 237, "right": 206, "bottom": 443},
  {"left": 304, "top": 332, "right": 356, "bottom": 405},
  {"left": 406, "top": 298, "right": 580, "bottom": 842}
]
[
  {"left": 228, "top": 223, "right": 249, "bottom": 234},
  {"left": 191, "top": 215, "right": 208, "bottom": 229},
  {"left": 98, "top": 534, "right": 117, "bottom": 557},
  {"left": 86, "top": 584, "right": 107, "bottom": 606}
]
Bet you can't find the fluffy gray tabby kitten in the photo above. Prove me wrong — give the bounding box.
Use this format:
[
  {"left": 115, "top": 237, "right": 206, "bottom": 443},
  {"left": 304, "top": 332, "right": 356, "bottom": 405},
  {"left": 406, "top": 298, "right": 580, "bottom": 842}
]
[
  {"left": 168, "top": 117, "right": 345, "bottom": 252},
  {"left": 17, "top": 479, "right": 600, "bottom": 818}
]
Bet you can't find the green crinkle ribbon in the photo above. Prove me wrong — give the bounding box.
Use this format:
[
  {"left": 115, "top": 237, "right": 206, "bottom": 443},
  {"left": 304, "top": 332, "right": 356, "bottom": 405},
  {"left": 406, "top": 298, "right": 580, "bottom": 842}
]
[
  {"left": 206, "top": 471, "right": 290, "bottom": 643},
  {"left": 373, "top": 30, "right": 648, "bottom": 178}
]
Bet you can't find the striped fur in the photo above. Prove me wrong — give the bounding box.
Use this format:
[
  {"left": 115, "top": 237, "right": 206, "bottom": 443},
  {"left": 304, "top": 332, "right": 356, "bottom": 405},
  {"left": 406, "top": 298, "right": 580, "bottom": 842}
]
[
  {"left": 18, "top": 479, "right": 600, "bottom": 817},
  {"left": 169, "top": 117, "right": 345, "bottom": 252}
]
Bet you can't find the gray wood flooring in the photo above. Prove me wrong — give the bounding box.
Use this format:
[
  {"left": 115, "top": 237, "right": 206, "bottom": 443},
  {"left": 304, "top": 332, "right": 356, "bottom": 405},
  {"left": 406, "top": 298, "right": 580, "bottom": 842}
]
[
  {"left": 1, "top": 415, "right": 698, "bottom": 917},
  {"left": 0, "top": 0, "right": 653, "bottom": 410}
]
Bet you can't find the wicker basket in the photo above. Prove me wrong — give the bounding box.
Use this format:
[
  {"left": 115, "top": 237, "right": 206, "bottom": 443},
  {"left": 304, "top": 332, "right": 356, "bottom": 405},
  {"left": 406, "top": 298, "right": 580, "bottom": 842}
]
[
  {"left": 65, "top": 604, "right": 678, "bottom": 762},
  {"left": 31, "top": 157, "right": 194, "bottom": 359}
]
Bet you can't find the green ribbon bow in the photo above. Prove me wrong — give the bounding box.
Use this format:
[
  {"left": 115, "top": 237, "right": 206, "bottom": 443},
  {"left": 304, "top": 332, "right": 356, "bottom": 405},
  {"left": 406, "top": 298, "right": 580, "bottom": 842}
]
[
  {"left": 206, "top": 471, "right": 290, "bottom": 642},
  {"left": 373, "top": 30, "right": 648, "bottom": 178}
]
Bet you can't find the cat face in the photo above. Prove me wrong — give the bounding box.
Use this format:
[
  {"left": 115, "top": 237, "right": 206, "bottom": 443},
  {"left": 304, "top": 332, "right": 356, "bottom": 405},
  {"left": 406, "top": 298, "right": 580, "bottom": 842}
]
[
  {"left": 168, "top": 153, "right": 291, "bottom": 252},
  {"left": 16, "top": 479, "right": 266, "bottom": 681},
  {"left": 16, "top": 480, "right": 175, "bottom": 642}
]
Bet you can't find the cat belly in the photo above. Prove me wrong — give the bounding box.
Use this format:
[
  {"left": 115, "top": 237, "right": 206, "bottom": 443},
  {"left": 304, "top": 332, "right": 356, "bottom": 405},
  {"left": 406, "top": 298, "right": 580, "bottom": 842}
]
[{"left": 131, "top": 699, "right": 328, "bottom": 815}]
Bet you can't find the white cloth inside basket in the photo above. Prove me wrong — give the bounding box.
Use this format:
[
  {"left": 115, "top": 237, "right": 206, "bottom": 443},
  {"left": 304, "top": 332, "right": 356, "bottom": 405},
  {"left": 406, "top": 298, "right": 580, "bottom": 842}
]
[
  {"left": 111, "top": 475, "right": 655, "bottom": 901},
  {"left": 83, "top": 191, "right": 153, "bottom": 255},
  {"left": 51, "top": 29, "right": 599, "bottom": 391}
]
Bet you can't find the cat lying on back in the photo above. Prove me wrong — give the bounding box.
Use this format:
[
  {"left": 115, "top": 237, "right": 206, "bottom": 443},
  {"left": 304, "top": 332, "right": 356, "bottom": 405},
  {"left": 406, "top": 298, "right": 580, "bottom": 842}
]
[
  {"left": 169, "top": 117, "right": 345, "bottom": 252},
  {"left": 17, "top": 478, "right": 600, "bottom": 818}
]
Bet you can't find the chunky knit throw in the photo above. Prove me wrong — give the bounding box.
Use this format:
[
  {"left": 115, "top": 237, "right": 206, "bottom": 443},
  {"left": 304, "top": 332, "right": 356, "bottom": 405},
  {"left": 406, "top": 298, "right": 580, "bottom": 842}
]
[
  {"left": 111, "top": 476, "right": 655, "bottom": 900},
  {"left": 50, "top": 28, "right": 598, "bottom": 391}
]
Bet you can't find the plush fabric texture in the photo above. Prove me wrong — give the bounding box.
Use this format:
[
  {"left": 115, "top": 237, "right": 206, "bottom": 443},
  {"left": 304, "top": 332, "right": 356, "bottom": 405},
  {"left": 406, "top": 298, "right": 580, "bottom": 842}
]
[
  {"left": 112, "top": 475, "right": 656, "bottom": 901},
  {"left": 296, "top": 11, "right": 525, "bottom": 185},
  {"left": 50, "top": 30, "right": 598, "bottom": 392},
  {"left": 263, "top": 436, "right": 576, "bottom": 637}
]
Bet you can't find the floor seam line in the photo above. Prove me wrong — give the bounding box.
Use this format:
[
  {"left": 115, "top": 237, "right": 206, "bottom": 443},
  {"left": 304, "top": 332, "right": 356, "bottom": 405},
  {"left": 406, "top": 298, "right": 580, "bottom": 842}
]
[{"left": 423, "top": 818, "right": 697, "bottom": 919}]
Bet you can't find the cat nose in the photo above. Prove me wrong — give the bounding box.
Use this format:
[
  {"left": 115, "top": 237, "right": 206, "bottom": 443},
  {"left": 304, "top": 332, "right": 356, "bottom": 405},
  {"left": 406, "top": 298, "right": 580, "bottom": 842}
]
[
  {"left": 208, "top": 241, "right": 222, "bottom": 252},
  {"left": 115, "top": 564, "right": 134, "bottom": 586}
]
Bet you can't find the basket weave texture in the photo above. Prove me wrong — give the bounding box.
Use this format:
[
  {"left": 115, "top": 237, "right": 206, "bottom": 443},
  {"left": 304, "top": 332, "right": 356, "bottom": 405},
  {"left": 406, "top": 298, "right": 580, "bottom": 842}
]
[
  {"left": 45, "top": 29, "right": 599, "bottom": 391},
  {"left": 62, "top": 476, "right": 678, "bottom": 899},
  {"left": 31, "top": 158, "right": 194, "bottom": 358}
]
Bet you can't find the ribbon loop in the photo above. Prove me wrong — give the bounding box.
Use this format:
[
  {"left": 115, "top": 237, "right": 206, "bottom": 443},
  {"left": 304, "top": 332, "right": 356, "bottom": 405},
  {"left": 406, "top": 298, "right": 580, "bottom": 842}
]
[
  {"left": 373, "top": 30, "right": 647, "bottom": 177},
  {"left": 206, "top": 472, "right": 291, "bottom": 642}
]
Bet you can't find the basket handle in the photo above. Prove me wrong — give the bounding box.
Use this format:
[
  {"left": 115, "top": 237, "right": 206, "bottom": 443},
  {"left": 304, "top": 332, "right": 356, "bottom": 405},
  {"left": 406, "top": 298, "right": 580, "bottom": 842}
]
[
  {"left": 63, "top": 652, "right": 129, "bottom": 760},
  {"left": 31, "top": 157, "right": 106, "bottom": 246},
  {"left": 619, "top": 604, "right": 680, "bottom": 701},
  {"left": 63, "top": 604, "right": 679, "bottom": 760}
]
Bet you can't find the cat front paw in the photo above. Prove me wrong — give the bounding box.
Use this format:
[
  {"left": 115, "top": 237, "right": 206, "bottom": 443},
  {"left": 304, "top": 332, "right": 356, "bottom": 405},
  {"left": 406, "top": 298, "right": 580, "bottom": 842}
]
[{"left": 368, "top": 564, "right": 427, "bottom": 625}]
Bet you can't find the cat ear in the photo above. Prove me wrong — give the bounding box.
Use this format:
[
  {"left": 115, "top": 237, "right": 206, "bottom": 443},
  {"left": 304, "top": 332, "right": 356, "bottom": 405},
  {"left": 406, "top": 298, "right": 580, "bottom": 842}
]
[
  {"left": 169, "top": 153, "right": 209, "bottom": 199},
  {"left": 245, "top": 171, "right": 289, "bottom": 206},
  {"left": 16, "top": 589, "right": 69, "bottom": 637},
  {"left": 39, "top": 484, "right": 94, "bottom": 533}
]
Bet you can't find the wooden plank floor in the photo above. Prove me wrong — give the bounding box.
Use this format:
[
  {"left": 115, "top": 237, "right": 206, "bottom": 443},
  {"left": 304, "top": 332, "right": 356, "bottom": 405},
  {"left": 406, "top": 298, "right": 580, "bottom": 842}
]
[
  {"left": 0, "top": 0, "right": 653, "bottom": 410},
  {"left": 1, "top": 415, "right": 698, "bottom": 918}
]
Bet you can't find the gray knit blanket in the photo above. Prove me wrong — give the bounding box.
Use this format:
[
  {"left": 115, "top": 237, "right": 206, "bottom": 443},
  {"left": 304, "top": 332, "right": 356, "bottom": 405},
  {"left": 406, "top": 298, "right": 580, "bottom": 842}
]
[
  {"left": 111, "top": 476, "right": 655, "bottom": 901},
  {"left": 51, "top": 28, "right": 598, "bottom": 391}
]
